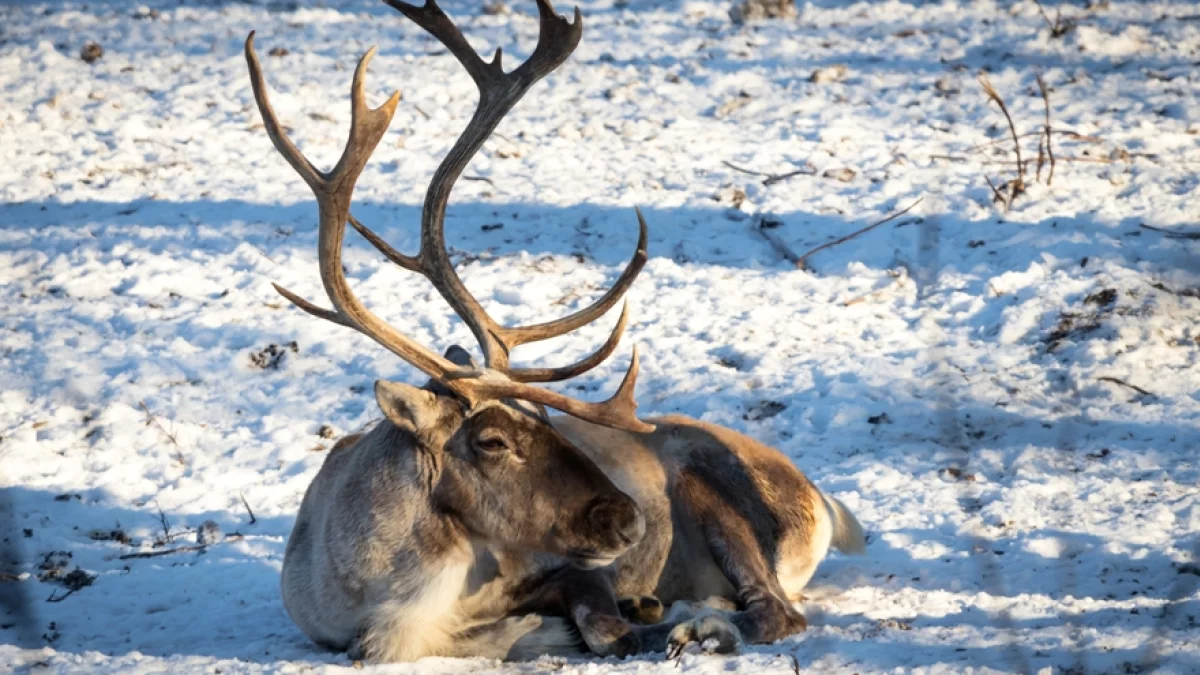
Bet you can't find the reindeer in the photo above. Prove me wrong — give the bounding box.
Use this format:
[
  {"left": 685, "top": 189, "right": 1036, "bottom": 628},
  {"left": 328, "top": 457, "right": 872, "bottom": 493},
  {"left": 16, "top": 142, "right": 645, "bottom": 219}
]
[{"left": 246, "top": 0, "right": 866, "bottom": 663}]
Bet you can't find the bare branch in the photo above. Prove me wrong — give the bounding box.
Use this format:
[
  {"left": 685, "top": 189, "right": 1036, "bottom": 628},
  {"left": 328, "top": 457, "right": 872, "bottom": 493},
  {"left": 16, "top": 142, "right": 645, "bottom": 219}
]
[
  {"left": 46, "top": 588, "right": 77, "bottom": 603},
  {"left": 1098, "top": 376, "right": 1155, "bottom": 398},
  {"left": 240, "top": 493, "right": 257, "bottom": 526},
  {"left": 722, "top": 160, "right": 816, "bottom": 186},
  {"left": 843, "top": 272, "right": 907, "bottom": 306},
  {"left": 972, "top": 129, "right": 1101, "bottom": 150},
  {"left": 1036, "top": 134, "right": 1046, "bottom": 183},
  {"left": 1036, "top": 73, "right": 1056, "bottom": 185},
  {"left": 979, "top": 75, "right": 1025, "bottom": 180},
  {"left": 755, "top": 217, "right": 803, "bottom": 266},
  {"left": 983, "top": 173, "right": 1008, "bottom": 210},
  {"left": 942, "top": 155, "right": 1113, "bottom": 167},
  {"left": 139, "top": 401, "right": 184, "bottom": 466},
  {"left": 156, "top": 503, "right": 172, "bottom": 543},
  {"left": 792, "top": 198, "right": 924, "bottom": 270},
  {"left": 1032, "top": 0, "right": 1073, "bottom": 38},
  {"left": 1139, "top": 223, "right": 1200, "bottom": 240},
  {"left": 119, "top": 534, "right": 246, "bottom": 560}
]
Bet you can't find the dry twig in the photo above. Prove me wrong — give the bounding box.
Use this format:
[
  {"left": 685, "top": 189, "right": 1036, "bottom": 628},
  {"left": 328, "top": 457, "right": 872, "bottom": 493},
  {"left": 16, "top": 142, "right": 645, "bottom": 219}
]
[
  {"left": 1139, "top": 223, "right": 1200, "bottom": 240},
  {"left": 1033, "top": 0, "right": 1073, "bottom": 38},
  {"left": 982, "top": 174, "right": 1008, "bottom": 205},
  {"left": 1035, "top": 135, "right": 1047, "bottom": 182},
  {"left": 119, "top": 533, "right": 245, "bottom": 560},
  {"left": 979, "top": 76, "right": 1026, "bottom": 210},
  {"left": 792, "top": 198, "right": 924, "bottom": 270},
  {"left": 979, "top": 76, "right": 1024, "bottom": 179},
  {"left": 139, "top": 401, "right": 186, "bottom": 464},
  {"left": 843, "top": 273, "right": 907, "bottom": 306},
  {"left": 1097, "top": 377, "right": 1155, "bottom": 398},
  {"left": 240, "top": 493, "right": 257, "bottom": 526},
  {"left": 47, "top": 588, "right": 77, "bottom": 603},
  {"left": 974, "top": 129, "right": 1101, "bottom": 149},
  {"left": 756, "top": 217, "right": 804, "bottom": 266},
  {"left": 943, "top": 155, "right": 1114, "bottom": 167},
  {"left": 722, "top": 160, "right": 816, "bottom": 186},
  {"left": 1036, "top": 73, "right": 1056, "bottom": 185},
  {"left": 155, "top": 503, "right": 177, "bottom": 545}
]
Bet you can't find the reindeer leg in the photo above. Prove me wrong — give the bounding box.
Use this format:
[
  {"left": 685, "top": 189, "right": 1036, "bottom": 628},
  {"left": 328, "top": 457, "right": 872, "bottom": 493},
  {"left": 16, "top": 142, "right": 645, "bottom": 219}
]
[
  {"left": 672, "top": 465, "right": 808, "bottom": 645},
  {"left": 618, "top": 594, "right": 664, "bottom": 624},
  {"left": 624, "top": 600, "right": 741, "bottom": 657},
  {"left": 562, "top": 573, "right": 741, "bottom": 657},
  {"left": 448, "top": 614, "right": 586, "bottom": 660},
  {"left": 531, "top": 566, "right": 741, "bottom": 659},
  {"left": 512, "top": 565, "right": 640, "bottom": 658},
  {"left": 560, "top": 568, "right": 644, "bottom": 658}
]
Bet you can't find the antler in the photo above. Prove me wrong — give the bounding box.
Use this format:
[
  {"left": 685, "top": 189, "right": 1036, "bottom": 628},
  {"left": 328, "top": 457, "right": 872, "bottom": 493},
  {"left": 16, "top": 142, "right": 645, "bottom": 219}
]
[
  {"left": 244, "top": 1, "right": 653, "bottom": 434},
  {"left": 350, "top": 0, "right": 648, "bottom": 381}
]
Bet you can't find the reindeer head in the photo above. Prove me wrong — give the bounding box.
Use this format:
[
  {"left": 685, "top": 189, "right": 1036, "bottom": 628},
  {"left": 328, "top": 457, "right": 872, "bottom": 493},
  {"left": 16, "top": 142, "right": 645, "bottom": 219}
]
[
  {"left": 375, "top": 369, "right": 644, "bottom": 567},
  {"left": 247, "top": 0, "right": 650, "bottom": 565}
]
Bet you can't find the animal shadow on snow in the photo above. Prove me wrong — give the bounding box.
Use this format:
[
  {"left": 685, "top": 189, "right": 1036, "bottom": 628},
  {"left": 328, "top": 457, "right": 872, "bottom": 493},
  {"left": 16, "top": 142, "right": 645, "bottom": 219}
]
[
  {"left": 0, "top": 452, "right": 829, "bottom": 666},
  {"left": 1, "top": 485, "right": 329, "bottom": 665},
  {"left": 5, "top": 197, "right": 1193, "bottom": 278},
  {"left": 798, "top": 394, "right": 1200, "bottom": 673},
  {"left": 5, "top": 195, "right": 1200, "bottom": 668},
  {"left": 844, "top": 525, "right": 1200, "bottom": 672},
  {"left": 5, "top": 406, "right": 1198, "bottom": 671},
  {"left": 1, "top": 417, "right": 859, "bottom": 666}
]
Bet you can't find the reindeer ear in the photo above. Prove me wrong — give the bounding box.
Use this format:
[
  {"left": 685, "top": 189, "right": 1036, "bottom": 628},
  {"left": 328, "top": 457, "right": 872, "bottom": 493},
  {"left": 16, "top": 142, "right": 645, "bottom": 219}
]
[
  {"left": 375, "top": 380, "right": 446, "bottom": 434},
  {"left": 422, "top": 345, "right": 478, "bottom": 397},
  {"left": 443, "top": 345, "right": 478, "bottom": 368}
]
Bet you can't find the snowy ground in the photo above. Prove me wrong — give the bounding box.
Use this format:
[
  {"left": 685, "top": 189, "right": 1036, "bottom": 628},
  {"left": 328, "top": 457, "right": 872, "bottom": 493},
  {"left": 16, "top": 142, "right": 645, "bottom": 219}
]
[{"left": 3, "top": 0, "right": 1200, "bottom": 672}]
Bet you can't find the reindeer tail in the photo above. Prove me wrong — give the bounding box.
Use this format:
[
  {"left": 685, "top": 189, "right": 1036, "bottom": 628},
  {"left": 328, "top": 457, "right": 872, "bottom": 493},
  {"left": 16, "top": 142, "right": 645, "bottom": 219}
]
[{"left": 821, "top": 493, "right": 867, "bottom": 555}]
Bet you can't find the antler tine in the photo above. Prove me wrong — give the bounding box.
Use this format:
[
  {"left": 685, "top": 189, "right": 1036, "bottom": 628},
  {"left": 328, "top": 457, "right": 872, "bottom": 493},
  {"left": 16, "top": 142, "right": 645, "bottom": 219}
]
[
  {"left": 250, "top": 10, "right": 652, "bottom": 433},
  {"left": 273, "top": 282, "right": 356, "bottom": 328},
  {"left": 385, "top": 0, "right": 581, "bottom": 89},
  {"left": 377, "top": 0, "right": 586, "bottom": 371},
  {"left": 245, "top": 31, "right": 324, "bottom": 191},
  {"left": 384, "top": 0, "right": 499, "bottom": 86},
  {"left": 512, "top": 0, "right": 584, "bottom": 84},
  {"left": 497, "top": 208, "right": 647, "bottom": 351},
  {"left": 506, "top": 302, "right": 630, "bottom": 383},
  {"left": 251, "top": 28, "right": 419, "bottom": 277},
  {"left": 348, "top": 214, "right": 422, "bottom": 273},
  {"left": 352, "top": 203, "right": 645, "bottom": 357},
  {"left": 245, "top": 32, "right": 465, "bottom": 386},
  {"left": 468, "top": 347, "right": 653, "bottom": 433}
]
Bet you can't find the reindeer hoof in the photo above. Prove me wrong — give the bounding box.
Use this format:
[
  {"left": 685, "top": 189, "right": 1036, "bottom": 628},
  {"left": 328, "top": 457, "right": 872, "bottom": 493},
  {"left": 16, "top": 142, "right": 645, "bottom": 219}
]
[
  {"left": 755, "top": 601, "right": 807, "bottom": 642},
  {"left": 578, "top": 612, "right": 640, "bottom": 658},
  {"left": 618, "top": 595, "right": 664, "bottom": 624},
  {"left": 664, "top": 610, "right": 741, "bottom": 659}
]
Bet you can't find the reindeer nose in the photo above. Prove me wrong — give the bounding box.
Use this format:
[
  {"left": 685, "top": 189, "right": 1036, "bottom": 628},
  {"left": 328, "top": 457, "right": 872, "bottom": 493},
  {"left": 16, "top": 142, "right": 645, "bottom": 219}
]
[{"left": 587, "top": 494, "right": 645, "bottom": 547}]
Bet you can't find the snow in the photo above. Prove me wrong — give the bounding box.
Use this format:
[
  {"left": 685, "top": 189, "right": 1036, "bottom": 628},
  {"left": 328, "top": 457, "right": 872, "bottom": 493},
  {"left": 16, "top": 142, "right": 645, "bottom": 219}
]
[{"left": 2, "top": 0, "right": 1200, "bottom": 673}]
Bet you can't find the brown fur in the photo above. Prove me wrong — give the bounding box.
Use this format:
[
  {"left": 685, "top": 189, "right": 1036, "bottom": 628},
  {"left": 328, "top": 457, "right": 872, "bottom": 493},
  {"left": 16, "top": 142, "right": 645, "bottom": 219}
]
[
  {"left": 552, "top": 414, "right": 865, "bottom": 645},
  {"left": 251, "top": 0, "right": 863, "bottom": 661},
  {"left": 328, "top": 433, "right": 363, "bottom": 457},
  {"left": 280, "top": 381, "right": 756, "bottom": 663},
  {"left": 282, "top": 353, "right": 866, "bottom": 664}
]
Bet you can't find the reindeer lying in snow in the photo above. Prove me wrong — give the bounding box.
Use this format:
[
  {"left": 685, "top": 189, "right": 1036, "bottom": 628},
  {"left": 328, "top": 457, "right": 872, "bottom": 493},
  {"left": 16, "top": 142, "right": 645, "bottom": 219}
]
[{"left": 246, "top": 0, "right": 866, "bottom": 663}]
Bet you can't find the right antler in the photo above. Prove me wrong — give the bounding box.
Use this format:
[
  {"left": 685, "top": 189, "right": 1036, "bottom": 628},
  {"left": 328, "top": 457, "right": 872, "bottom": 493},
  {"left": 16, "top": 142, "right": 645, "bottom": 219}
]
[
  {"left": 362, "top": 0, "right": 648, "bottom": 381},
  {"left": 244, "top": 0, "right": 654, "bottom": 434}
]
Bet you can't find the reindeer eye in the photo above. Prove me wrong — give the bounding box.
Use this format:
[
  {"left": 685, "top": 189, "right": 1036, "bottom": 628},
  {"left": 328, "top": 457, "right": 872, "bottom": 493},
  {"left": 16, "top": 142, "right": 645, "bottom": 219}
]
[{"left": 476, "top": 436, "right": 509, "bottom": 454}]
